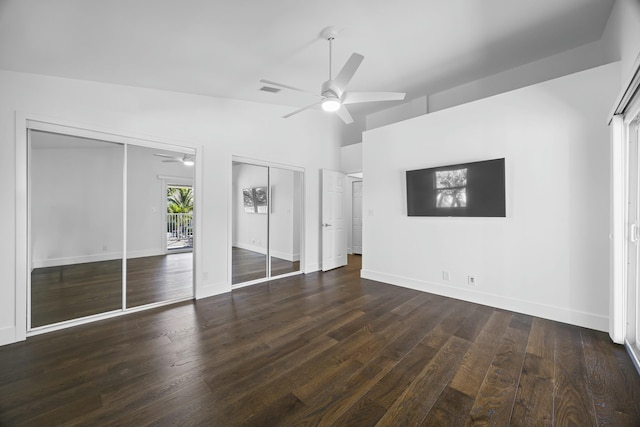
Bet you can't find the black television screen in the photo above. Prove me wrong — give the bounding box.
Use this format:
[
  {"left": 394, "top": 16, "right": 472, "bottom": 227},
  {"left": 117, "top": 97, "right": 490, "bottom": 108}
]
[{"left": 406, "top": 158, "right": 505, "bottom": 217}]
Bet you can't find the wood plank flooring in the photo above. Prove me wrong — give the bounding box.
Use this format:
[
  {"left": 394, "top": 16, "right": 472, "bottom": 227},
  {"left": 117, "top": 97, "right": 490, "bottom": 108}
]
[
  {"left": 31, "top": 253, "right": 193, "bottom": 327},
  {"left": 4, "top": 255, "right": 639, "bottom": 426}
]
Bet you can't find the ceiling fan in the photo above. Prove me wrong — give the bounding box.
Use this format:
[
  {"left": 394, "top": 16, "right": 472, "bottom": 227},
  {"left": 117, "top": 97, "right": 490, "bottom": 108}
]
[
  {"left": 260, "top": 26, "right": 406, "bottom": 124},
  {"left": 154, "top": 153, "right": 194, "bottom": 166}
]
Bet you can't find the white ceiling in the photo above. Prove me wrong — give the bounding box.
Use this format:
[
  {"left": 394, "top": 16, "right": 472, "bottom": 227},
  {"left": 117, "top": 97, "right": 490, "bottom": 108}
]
[{"left": 0, "top": 0, "right": 615, "bottom": 117}]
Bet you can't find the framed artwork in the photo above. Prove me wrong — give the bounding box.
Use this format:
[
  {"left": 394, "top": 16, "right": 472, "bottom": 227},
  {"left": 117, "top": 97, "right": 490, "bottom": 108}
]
[
  {"left": 242, "top": 188, "right": 255, "bottom": 213},
  {"left": 254, "top": 187, "right": 268, "bottom": 213},
  {"left": 242, "top": 187, "right": 268, "bottom": 213}
]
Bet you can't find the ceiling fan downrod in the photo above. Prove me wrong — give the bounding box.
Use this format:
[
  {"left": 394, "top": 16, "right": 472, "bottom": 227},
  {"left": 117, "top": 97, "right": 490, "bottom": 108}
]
[
  {"left": 321, "top": 26, "right": 339, "bottom": 81},
  {"left": 328, "top": 36, "right": 334, "bottom": 81}
]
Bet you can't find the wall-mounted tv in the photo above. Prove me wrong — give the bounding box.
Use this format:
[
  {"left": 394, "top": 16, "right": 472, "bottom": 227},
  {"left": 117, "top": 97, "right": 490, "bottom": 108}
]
[{"left": 406, "top": 158, "right": 505, "bottom": 217}]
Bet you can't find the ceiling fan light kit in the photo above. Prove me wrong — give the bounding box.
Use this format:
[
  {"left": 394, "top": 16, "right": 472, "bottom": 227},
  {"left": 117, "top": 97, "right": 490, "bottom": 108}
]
[
  {"left": 321, "top": 97, "right": 341, "bottom": 112},
  {"left": 260, "top": 26, "right": 405, "bottom": 124}
]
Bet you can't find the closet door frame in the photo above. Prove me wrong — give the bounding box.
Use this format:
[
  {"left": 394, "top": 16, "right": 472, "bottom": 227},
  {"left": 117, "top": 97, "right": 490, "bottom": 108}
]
[
  {"left": 15, "top": 113, "right": 202, "bottom": 339},
  {"left": 230, "top": 155, "right": 305, "bottom": 289}
]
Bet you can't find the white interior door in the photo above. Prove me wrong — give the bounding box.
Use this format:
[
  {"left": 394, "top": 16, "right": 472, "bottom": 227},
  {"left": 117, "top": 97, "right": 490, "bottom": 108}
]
[
  {"left": 322, "top": 169, "right": 347, "bottom": 271},
  {"left": 352, "top": 181, "right": 363, "bottom": 255}
]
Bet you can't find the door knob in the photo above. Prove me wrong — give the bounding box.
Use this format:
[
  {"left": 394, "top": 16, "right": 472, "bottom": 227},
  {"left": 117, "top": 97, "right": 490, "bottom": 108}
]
[{"left": 322, "top": 223, "right": 332, "bottom": 227}]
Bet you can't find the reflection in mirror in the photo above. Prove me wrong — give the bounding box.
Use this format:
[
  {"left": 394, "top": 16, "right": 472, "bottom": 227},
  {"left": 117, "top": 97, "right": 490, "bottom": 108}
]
[
  {"left": 232, "top": 162, "right": 268, "bottom": 284},
  {"left": 30, "top": 131, "right": 123, "bottom": 327},
  {"left": 270, "top": 168, "right": 302, "bottom": 277},
  {"left": 126, "top": 145, "right": 194, "bottom": 308}
]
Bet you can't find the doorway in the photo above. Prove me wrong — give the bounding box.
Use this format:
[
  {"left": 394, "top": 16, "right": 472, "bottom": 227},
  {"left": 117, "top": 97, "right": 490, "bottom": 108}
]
[
  {"left": 352, "top": 180, "right": 363, "bottom": 255},
  {"left": 28, "top": 128, "right": 196, "bottom": 330},
  {"left": 166, "top": 184, "right": 194, "bottom": 252},
  {"left": 231, "top": 159, "right": 303, "bottom": 287},
  {"left": 343, "top": 172, "right": 363, "bottom": 270}
]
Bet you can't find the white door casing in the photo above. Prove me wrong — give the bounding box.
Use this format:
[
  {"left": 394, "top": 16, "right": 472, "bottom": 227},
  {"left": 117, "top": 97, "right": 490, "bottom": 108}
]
[
  {"left": 352, "top": 181, "right": 363, "bottom": 255},
  {"left": 322, "top": 169, "right": 347, "bottom": 271},
  {"left": 627, "top": 119, "right": 639, "bottom": 354}
]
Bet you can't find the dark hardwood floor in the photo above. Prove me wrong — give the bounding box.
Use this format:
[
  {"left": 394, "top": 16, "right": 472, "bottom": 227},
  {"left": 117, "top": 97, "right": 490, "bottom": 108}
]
[
  {"left": 232, "top": 246, "right": 300, "bottom": 284},
  {"left": 31, "top": 253, "right": 193, "bottom": 327},
  {"left": 5, "top": 254, "right": 639, "bottom": 426}
]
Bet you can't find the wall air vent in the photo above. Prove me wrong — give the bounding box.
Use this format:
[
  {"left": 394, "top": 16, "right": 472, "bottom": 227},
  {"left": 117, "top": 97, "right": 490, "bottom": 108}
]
[{"left": 259, "top": 86, "right": 281, "bottom": 93}]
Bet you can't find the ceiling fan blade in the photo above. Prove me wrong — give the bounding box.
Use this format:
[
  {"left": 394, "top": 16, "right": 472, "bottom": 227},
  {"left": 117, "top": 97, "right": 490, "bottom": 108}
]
[
  {"left": 343, "top": 91, "right": 406, "bottom": 105},
  {"left": 162, "top": 159, "right": 182, "bottom": 163},
  {"left": 335, "top": 105, "right": 354, "bottom": 125},
  {"left": 283, "top": 102, "right": 321, "bottom": 118},
  {"left": 154, "top": 153, "right": 175, "bottom": 158},
  {"left": 259, "top": 79, "right": 321, "bottom": 97},
  {"left": 333, "top": 53, "right": 364, "bottom": 93}
]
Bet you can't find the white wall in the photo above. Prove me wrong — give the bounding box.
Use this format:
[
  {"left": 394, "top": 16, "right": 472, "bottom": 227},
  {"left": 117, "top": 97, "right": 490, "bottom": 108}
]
[
  {"left": 428, "top": 40, "right": 610, "bottom": 113},
  {"left": 367, "top": 96, "right": 429, "bottom": 130},
  {"left": 341, "top": 143, "right": 363, "bottom": 174},
  {"left": 362, "top": 62, "right": 619, "bottom": 332},
  {"left": 1, "top": 70, "right": 339, "bottom": 345},
  {"left": 601, "top": 0, "right": 640, "bottom": 82},
  {"left": 358, "top": 40, "right": 611, "bottom": 133},
  {"left": 31, "top": 134, "right": 124, "bottom": 267},
  {"left": 338, "top": 113, "right": 366, "bottom": 147}
]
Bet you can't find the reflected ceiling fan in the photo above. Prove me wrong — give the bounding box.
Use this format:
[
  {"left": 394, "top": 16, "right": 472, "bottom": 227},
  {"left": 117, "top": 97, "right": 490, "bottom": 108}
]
[
  {"left": 260, "top": 26, "right": 405, "bottom": 124},
  {"left": 154, "top": 153, "right": 194, "bottom": 166}
]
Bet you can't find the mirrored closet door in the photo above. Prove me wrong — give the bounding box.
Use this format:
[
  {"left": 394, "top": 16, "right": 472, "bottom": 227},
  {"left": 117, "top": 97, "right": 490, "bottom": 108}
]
[
  {"left": 232, "top": 160, "right": 303, "bottom": 286},
  {"left": 28, "top": 128, "right": 195, "bottom": 330},
  {"left": 30, "top": 131, "right": 124, "bottom": 327},
  {"left": 126, "top": 145, "right": 194, "bottom": 308}
]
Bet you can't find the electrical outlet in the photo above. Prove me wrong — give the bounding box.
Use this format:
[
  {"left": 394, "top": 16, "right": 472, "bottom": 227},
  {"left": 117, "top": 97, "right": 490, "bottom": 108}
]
[
  {"left": 468, "top": 275, "right": 476, "bottom": 286},
  {"left": 442, "top": 271, "right": 450, "bottom": 281}
]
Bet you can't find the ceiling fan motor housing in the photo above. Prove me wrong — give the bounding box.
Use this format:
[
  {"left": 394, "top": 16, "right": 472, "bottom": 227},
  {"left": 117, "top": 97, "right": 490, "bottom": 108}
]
[{"left": 321, "top": 80, "right": 342, "bottom": 100}]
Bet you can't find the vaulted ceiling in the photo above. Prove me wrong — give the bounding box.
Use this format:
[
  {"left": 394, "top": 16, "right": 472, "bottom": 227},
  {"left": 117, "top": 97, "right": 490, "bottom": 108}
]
[{"left": 0, "top": 0, "right": 615, "bottom": 117}]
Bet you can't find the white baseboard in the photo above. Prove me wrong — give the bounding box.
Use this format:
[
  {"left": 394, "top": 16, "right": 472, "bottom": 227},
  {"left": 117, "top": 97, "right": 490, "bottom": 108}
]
[
  {"left": 361, "top": 269, "right": 608, "bottom": 332},
  {"left": 127, "top": 249, "right": 165, "bottom": 259},
  {"left": 305, "top": 263, "right": 320, "bottom": 273},
  {"left": 233, "top": 242, "right": 267, "bottom": 255},
  {"left": 33, "top": 252, "right": 123, "bottom": 269},
  {"left": 233, "top": 244, "right": 298, "bottom": 262},
  {"left": 33, "top": 248, "right": 169, "bottom": 268},
  {"left": 270, "top": 249, "right": 300, "bottom": 262},
  {"left": 195, "top": 281, "right": 230, "bottom": 300},
  {"left": 0, "top": 326, "right": 17, "bottom": 346}
]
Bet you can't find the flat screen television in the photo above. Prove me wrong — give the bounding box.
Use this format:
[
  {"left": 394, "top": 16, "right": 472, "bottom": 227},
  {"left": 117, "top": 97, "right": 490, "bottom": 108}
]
[{"left": 406, "top": 158, "right": 505, "bottom": 217}]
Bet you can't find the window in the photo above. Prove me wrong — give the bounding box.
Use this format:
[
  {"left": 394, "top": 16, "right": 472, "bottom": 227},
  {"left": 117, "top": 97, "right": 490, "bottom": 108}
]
[{"left": 435, "top": 168, "right": 467, "bottom": 208}]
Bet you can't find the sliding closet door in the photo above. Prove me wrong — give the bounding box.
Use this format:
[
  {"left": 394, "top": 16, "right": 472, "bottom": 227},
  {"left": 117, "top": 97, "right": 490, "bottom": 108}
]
[
  {"left": 231, "top": 159, "right": 303, "bottom": 287},
  {"left": 269, "top": 167, "right": 302, "bottom": 278},
  {"left": 232, "top": 162, "right": 269, "bottom": 284},
  {"left": 30, "top": 131, "right": 124, "bottom": 327},
  {"left": 126, "top": 145, "right": 194, "bottom": 308}
]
